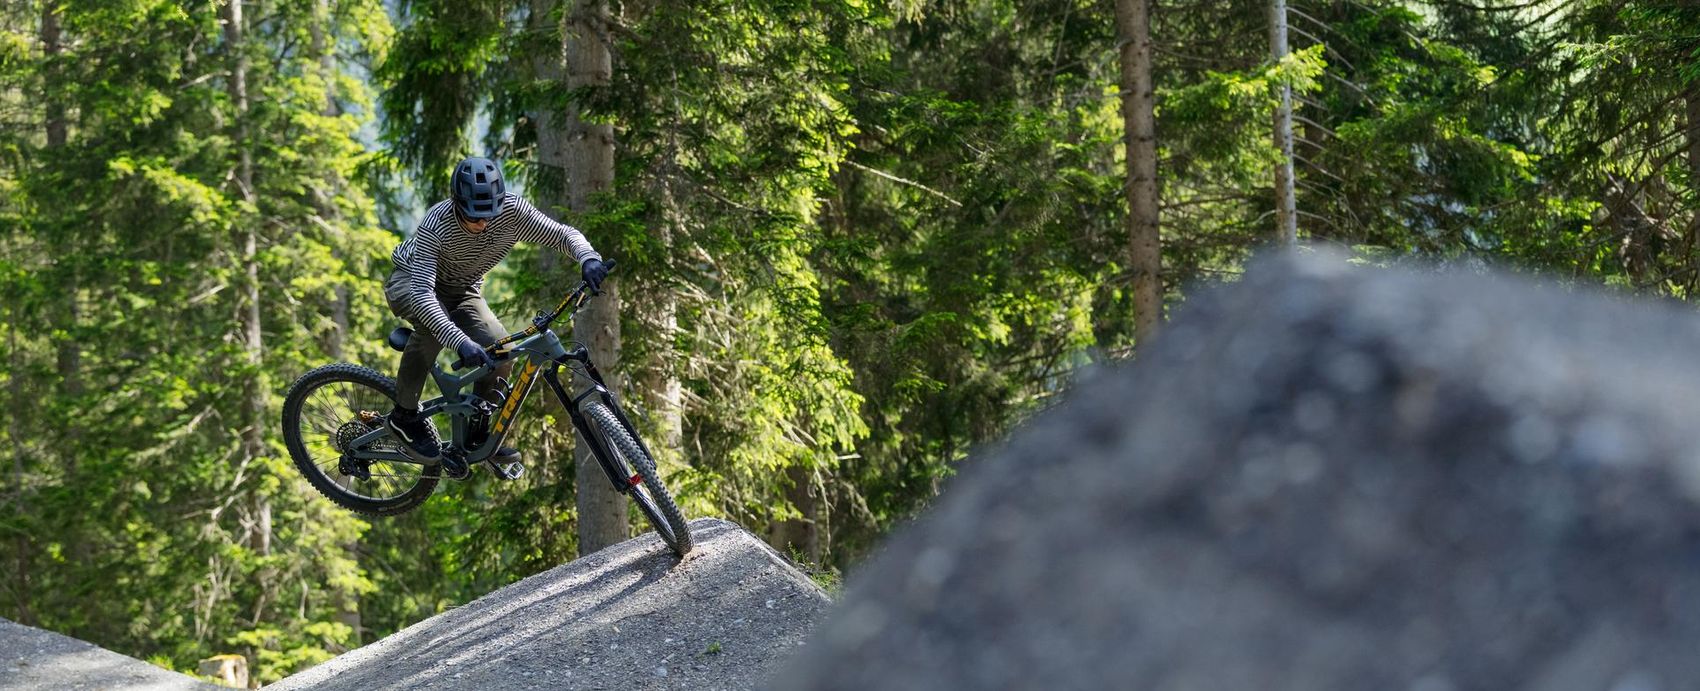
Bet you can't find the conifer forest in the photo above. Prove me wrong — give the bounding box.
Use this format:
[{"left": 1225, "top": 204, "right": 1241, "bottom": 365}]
[{"left": 4, "top": 0, "right": 1699, "bottom": 681}]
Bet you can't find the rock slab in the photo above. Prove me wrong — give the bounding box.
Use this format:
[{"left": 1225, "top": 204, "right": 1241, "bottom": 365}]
[
  {"left": 0, "top": 617, "right": 216, "bottom": 690},
  {"left": 779, "top": 250, "right": 1700, "bottom": 691},
  {"left": 274, "top": 518, "right": 828, "bottom": 691}
]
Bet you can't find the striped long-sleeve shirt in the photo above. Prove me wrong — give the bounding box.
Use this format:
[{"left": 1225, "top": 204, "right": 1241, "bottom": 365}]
[{"left": 391, "top": 195, "right": 601, "bottom": 351}]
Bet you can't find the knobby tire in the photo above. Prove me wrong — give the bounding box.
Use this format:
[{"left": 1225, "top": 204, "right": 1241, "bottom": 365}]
[{"left": 584, "top": 402, "right": 693, "bottom": 557}]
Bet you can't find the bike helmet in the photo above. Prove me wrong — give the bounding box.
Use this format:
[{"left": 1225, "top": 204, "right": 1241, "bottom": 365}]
[{"left": 451, "top": 156, "right": 506, "bottom": 219}]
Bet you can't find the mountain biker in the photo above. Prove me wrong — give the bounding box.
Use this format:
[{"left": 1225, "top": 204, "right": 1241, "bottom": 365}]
[{"left": 382, "top": 156, "right": 608, "bottom": 471}]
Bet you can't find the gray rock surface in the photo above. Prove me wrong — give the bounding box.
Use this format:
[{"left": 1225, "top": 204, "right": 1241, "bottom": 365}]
[
  {"left": 0, "top": 617, "right": 216, "bottom": 690},
  {"left": 273, "top": 518, "right": 828, "bottom": 690},
  {"left": 779, "top": 250, "right": 1700, "bottom": 691}
]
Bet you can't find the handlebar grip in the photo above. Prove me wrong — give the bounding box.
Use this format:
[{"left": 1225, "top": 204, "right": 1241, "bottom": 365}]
[
  {"left": 451, "top": 347, "right": 504, "bottom": 372},
  {"left": 452, "top": 358, "right": 495, "bottom": 373},
  {"left": 584, "top": 258, "right": 618, "bottom": 297}
]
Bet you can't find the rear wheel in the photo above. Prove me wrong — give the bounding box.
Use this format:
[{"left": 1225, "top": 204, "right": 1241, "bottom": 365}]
[
  {"left": 584, "top": 402, "right": 692, "bottom": 557},
  {"left": 282, "top": 364, "right": 440, "bottom": 517}
]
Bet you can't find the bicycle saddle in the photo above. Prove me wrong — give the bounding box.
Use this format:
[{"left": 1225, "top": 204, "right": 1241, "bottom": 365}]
[{"left": 386, "top": 327, "right": 413, "bottom": 352}]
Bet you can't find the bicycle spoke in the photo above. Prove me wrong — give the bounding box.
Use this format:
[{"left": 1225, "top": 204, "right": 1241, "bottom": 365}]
[{"left": 308, "top": 388, "right": 346, "bottom": 420}]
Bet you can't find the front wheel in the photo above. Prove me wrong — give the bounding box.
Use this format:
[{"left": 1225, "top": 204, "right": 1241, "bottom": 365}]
[{"left": 583, "top": 402, "right": 692, "bottom": 557}]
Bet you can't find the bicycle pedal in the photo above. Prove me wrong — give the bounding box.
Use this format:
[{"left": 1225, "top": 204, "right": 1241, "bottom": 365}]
[
  {"left": 487, "top": 460, "right": 525, "bottom": 481},
  {"left": 484, "top": 446, "right": 523, "bottom": 480}
]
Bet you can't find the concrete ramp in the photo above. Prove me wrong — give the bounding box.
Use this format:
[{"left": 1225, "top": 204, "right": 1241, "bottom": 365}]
[
  {"left": 0, "top": 617, "right": 215, "bottom": 690},
  {"left": 274, "top": 518, "right": 828, "bottom": 690}
]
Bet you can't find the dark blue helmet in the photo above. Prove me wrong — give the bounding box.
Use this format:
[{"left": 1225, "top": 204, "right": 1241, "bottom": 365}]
[{"left": 451, "top": 157, "right": 506, "bottom": 219}]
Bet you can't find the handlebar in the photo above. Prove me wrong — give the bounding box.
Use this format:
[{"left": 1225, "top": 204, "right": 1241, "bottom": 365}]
[{"left": 449, "top": 258, "right": 617, "bottom": 371}]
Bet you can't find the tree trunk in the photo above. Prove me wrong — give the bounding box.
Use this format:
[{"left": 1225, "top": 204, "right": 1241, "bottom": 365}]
[
  {"left": 312, "top": 0, "right": 347, "bottom": 359},
  {"left": 45, "top": 0, "right": 78, "bottom": 431},
  {"left": 771, "top": 465, "right": 824, "bottom": 565},
  {"left": 1686, "top": 88, "right": 1700, "bottom": 285},
  {"left": 44, "top": 0, "right": 92, "bottom": 573},
  {"left": 329, "top": 287, "right": 349, "bottom": 360},
  {"left": 1271, "top": 0, "right": 1298, "bottom": 244},
  {"left": 565, "top": 0, "right": 627, "bottom": 554},
  {"left": 1115, "top": 0, "right": 1162, "bottom": 346},
  {"left": 310, "top": 0, "right": 338, "bottom": 117},
  {"left": 311, "top": 0, "right": 358, "bottom": 641},
  {"left": 8, "top": 325, "right": 33, "bottom": 626},
  {"left": 224, "top": 0, "right": 270, "bottom": 557},
  {"left": 531, "top": 0, "right": 569, "bottom": 275},
  {"left": 527, "top": 0, "right": 572, "bottom": 499},
  {"left": 42, "top": 2, "right": 65, "bottom": 149},
  {"left": 310, "top": 0, "right": 349, "bottom": 359}
]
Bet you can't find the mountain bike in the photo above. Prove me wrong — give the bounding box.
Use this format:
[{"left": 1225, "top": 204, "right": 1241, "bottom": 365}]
[{"left": 280, "top": 260, "right": 692, "bottom": 556}]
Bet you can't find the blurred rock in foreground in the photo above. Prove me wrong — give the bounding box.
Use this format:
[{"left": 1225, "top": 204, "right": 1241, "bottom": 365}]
[{"left": 779, "top": 250, "right": 1700, "bottom": 691}]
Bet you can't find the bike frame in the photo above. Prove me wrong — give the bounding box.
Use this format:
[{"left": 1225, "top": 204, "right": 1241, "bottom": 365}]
[{"left": 341, "top": 280, "right": 659, "bottom": 492}]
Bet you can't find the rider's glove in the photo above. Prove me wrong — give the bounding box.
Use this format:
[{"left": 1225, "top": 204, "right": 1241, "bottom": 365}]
[
  {"left": 457, "top": 340, "right": 495, "bottom": 370},
  {"left": 582, "top": 258, "right": 609, "bottom": 292}
]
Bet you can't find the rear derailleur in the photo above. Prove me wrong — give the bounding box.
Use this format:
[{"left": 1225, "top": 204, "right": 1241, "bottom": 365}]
[{"left": 338, "top": 455, "right": 373, "bottom": 481}]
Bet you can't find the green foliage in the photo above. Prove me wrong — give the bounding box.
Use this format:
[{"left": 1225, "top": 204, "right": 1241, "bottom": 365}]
[
  {"left": 2, "top": 0, "right": 405, "bottom": 680},
  {"left": 598, "top": 0, "right": 877, "bottom": 535},
  {"left": 1164, "top": 45, "right": 1327, "bottom": 185},
  {"left": 376, "top": 0, "right": 507, "bottom": 195},
  {"left": 809, "top": 0, "right": 1129, "bottom": 556}
]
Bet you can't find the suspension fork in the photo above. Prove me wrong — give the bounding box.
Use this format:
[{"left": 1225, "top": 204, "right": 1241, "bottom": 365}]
[
  {"left": 543, "top": 364, "right": 638, "bottom": 493},
  {"left": 574, "top": 359, "right": 665, "bottom": 476}
]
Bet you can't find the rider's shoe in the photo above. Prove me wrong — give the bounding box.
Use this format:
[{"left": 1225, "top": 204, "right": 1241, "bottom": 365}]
[{"left": 385, "top": 406, "right": 443, "bottom": 463}]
